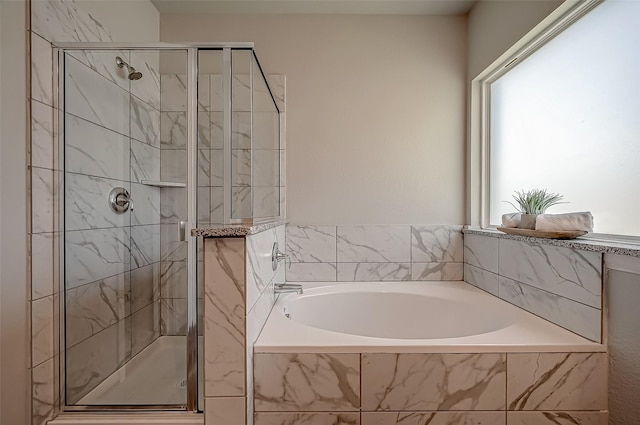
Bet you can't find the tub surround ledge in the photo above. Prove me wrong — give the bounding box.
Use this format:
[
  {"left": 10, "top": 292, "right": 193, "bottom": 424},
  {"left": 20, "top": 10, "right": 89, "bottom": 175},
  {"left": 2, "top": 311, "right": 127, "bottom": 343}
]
[{"left": 464, "top": 227, "right": 640, "bottom": 257}]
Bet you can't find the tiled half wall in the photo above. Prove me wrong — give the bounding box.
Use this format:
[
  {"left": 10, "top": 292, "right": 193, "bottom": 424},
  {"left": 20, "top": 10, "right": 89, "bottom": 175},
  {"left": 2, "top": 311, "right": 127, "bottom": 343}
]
[
  {"left": 253, "top": 352, "right": 608, "bottom": 425},
  {"left": 203, "top": 224, "right": 285, "bottom": 425},
  {"left": 285, "top": 225, "right": 464, "bottom": 282},
  {"left": 463, "top": 232, "right": 603, "bottom": 342}
]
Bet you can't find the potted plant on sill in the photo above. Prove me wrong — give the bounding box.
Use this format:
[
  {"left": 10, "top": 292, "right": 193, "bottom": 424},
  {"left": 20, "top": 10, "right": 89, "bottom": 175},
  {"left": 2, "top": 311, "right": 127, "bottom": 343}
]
[{"left": 509, "top": 189, "right": 564, "bottom": 229}]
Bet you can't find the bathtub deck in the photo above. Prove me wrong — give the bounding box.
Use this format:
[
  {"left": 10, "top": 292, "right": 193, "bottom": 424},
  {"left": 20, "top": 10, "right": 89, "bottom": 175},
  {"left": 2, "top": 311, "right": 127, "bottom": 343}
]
[{"left": 255, "top": 281, "right": 605, "bottom": 353}]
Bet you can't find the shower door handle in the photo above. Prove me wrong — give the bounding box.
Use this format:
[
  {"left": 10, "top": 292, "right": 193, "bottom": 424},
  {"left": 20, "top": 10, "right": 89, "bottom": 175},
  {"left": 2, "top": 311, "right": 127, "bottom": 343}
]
[{"left": 179, "top": 221, "right": 187, "bottom": 242}]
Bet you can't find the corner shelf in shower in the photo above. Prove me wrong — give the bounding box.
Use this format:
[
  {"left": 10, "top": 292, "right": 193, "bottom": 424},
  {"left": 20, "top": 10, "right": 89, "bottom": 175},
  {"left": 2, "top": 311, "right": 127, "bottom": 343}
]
[{"left": 140, "top": 180, "right": 186, "bottom": 188}]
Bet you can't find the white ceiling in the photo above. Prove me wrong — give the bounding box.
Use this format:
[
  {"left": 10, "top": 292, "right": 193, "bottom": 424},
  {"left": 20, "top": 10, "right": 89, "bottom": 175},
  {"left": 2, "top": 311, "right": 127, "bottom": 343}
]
[{"left": 150, "top": 0, "right": 477, "bottom": 15}]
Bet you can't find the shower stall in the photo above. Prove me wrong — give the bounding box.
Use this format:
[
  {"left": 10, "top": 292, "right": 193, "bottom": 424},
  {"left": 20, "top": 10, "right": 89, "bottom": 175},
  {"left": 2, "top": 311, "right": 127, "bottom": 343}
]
[{"left": 56, "top": 43, "right": 282, "bottom": 412}]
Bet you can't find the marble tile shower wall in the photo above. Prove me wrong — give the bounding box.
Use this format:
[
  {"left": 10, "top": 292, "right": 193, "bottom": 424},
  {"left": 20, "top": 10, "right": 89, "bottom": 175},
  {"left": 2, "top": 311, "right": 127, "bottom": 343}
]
[
  {"left": 29, "top": 1, "right": 164, "bottom": 422},
  {"left": 285, "top": 225, "right": 464, "bottom": 282},
  {"left": 63, "top": 51, "right": 162, "bottom": 404},
  {"left": 30, "top": 1, "right": 124, "bottom": 423},
  {"left": 463, "top": 233, "right": 603, "bottom": 342}
]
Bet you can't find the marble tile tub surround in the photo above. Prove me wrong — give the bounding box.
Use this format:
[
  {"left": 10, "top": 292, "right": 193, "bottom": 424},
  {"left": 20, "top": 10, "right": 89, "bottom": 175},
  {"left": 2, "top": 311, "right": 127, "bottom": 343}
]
[
  {"left": 253, "top": 352, "right": 607, "bottom": 424},
  {"left": 285, "top": 224, "right": 464, "bottom": 282},
  {"left": 463, "top": 231, "right": 603, "bottom": 342}
]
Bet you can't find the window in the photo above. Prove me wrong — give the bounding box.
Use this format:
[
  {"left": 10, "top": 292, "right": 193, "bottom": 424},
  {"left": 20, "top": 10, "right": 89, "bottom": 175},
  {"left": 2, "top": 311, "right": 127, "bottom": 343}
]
[{"left": 485, "top": 0, "right": 640, "bottom": 237}]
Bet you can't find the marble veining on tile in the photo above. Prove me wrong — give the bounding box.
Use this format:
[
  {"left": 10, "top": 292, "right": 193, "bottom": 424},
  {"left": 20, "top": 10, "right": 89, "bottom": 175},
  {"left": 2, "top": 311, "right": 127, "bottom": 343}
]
[
  {"left": 31, "top": 101, "right": 55, "bottom": 170},
  {"left": 32, "top": 0, "right": 113, "bottom": 43},
  {"left": 65, "top": 273, "right": 130, "bottom": 347},
  {"left": 411, "top": 263, "right": 463, "bottom": 281},
  {"left": 130, "top": 51, "right": 160, "bottom": 110},
  {"left": 131, "top": 183, "right": 161, "bottom": 226},
  {"left": 252, "top": 112, "right": 281, "bottom": 150},
  {"left": 32, "top": 295, "right": 57, "bottom": 368},
  {"left": 131, "top": 301, "right": 160, "bottom": 356},
  {"left": 204, "top": 238, "right": 246, "bottom": 396},
  {"left": 338, "top": 263, "right": 411, "bottom": 281},
  {"left": 463, "top": 234, "right": 498, "bottom": 273},
  {"left": 254, "top": 353, "right": 360, "bottom": 411},
  {"left": 31, "top": 33, "right": 54, "bottom": 106},
  {"left": 256, "top": 413, "right": 360, "bottom": 425},
  {"left": 31, "top": 233, "right": 56, "bottom": 300},
  {"left": 160, "top": 149, "right": 187, "bottom": 183},
  {"left": 254, "top": 187, "right": 280, "bottom": 219},
  {"left": 246, "top": 227, "right": 283, "bottom": 310},
  {"left": 499, "top": 277, "right": 601, "bottom": 342},
  {"left": 32, "top": 356, "right": 57, "bottom": 425},
  {"left": 362, "top": 353, "right": 506, "bottom": 411},
  {"left": 499, "top": 239, "right": 601, "bottom": 308},
  {"left": 65, "top": 56, "right": 129, "bottom": 136},
  {"left": 65, "top": 173, "right": 130, "bottom": 231},
  {"left": 31, "top": 167, "right": 55, "bottom": 234},
  {"left": 464, "top": 264, "right": 499, "bottom": 296},
  {"left": 506, "top": 411, "right": 608, "bottom": 425},
  {"left": 360, "top": 412, "right": 506, "bottom": 425},
  {"left": 65, "top": 114, "right": 130, "bottom": 182},
  {"left": 337, "top": 225, "right": 411, "bottom": 263},
  {"left": 286, "top": 262, "right": 337, "bottom": 282},
  {"left": 507, "top": 352, "right": 607, "bottom": 411},
  {"left": 161, "top": 111, "right": 187, "bottom": 149},
  {"left": 160, "top": 298, "right": 187, "bottom": 335},
  {"left": 161, "top": 223, "right": 187, "bottom": 262},
  {"left": 131, "top": 139, "right": 160, "bottom": 183},
  {"left": 161, "top": 187, "right": 187, "bottom": 224},
  {"left": 160, "top": 261, "right": 187, "bottom": 299},
  {"left": 130, "top": 95, "right": 160, "bottom": 148},
  {"left": 411, "top": 225, "right": 464, "bottom": 263},
  {"left": 210, "top": 111, "right": 223, "bottom": 148},
  {"left": 286, "top": 225, "right": 337, "bottom": 263},
  {"left": 65, "top": 227, "right": 130, "bottom": 289},
  {"left": 66, "top": 319, "right": 132, "bottom": 404},
  {"left": 67, "top": 49, "right": 130, "bottom": 91},
  {"left": 130, "top": 263, "right": 160, "bottom": 313},
  {"left": 209, "top": 149, "right": 224, "bottom": 186},
  {"left": 130, "top": 225, "right": 161, "bottom": 268}
]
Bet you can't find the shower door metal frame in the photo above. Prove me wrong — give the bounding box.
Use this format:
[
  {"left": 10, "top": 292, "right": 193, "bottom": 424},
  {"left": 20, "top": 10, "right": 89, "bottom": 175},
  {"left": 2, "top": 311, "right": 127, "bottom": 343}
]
[{"left": 55, "top": 42, "right": 254, "bottom": 414}]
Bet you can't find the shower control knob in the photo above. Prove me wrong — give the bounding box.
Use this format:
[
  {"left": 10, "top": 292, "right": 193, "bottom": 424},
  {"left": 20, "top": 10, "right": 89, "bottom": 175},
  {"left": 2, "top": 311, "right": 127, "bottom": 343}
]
[{"left": 109, "top": 187, "right": 132, "bottom": 214}]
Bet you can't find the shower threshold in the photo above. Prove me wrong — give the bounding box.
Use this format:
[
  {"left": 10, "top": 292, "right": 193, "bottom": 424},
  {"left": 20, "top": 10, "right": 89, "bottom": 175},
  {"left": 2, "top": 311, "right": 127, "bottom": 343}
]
[{"left": 76, "top": 335, "right": 202, "bottom": 406}]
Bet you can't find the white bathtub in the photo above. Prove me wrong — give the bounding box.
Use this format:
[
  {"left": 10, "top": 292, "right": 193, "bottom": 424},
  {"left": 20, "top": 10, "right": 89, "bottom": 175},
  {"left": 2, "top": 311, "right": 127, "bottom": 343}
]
[{"left": 255, "top": 281, "right": 605, "bottom": 353}]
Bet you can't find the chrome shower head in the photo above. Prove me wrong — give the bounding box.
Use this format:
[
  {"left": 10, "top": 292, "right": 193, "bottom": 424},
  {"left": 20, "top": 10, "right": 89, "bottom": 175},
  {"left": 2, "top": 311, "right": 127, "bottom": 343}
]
[{"left": 115, "top": 56, "right": 143, "bottom": 81}]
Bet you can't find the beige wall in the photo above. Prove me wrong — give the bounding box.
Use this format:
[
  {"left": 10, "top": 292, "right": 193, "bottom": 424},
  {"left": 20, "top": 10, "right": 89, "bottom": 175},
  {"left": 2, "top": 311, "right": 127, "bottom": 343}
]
[
  {"left": 467, "top": 0, "right": 563, "bottom": 79},
  {"left": 1, "top": 0, "right": 29, "bottom": 423},
  {"left": 465, "top": 0, "right": 563, "bottom": 224},
  {"left": 162, "top": 14, "right": 467, "bottom": 225}
]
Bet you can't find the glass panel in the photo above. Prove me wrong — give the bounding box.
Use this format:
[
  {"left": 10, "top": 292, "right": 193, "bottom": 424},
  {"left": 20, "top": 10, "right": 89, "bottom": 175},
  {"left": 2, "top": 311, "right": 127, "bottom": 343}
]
[
  {"left": 196, "top": 48, "right": 224, "bottom": 411},
  {"left": 251, "top": 53, "right": 281, "bottom": 219},
  {"left": 231, "top": 50, "right": 253, "bottom": 221},
  {"left": 489, "top": 0, "right": 640, "bottom": 236},
  {"left": 63, "top": 49, "right": 190, "bottom": 406}
]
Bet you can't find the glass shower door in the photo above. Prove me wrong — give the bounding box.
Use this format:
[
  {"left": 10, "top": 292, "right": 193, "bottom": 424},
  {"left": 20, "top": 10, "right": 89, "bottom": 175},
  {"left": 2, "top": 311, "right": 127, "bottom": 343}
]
[{"left": 61, "top": 48, "right": 197, "bottom": 408}]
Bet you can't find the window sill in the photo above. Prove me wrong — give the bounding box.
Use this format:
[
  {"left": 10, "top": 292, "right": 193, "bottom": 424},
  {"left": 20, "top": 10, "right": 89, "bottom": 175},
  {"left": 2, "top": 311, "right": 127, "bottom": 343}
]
[{"left": 464, "top": 226, "right": 640, "bottom": 258}]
